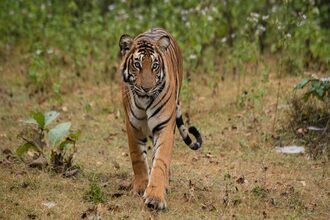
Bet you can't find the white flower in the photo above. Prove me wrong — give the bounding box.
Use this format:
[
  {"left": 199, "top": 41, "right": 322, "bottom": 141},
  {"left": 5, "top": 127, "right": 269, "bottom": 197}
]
[
  {"left": 271, "top": 5, "right": 278, "bottom": 13},
  {"left": 258, "top": 25, "right": 266, "bottom": 32},
  {"left": 262, "top": 15, "right": 269, "bottom": 20},
  {"left": 35, "top": 49, "right": 42, "bottom": 55},
  {"left": 47, "top": 48, "right": 53, "bottom": 54},
  {"left": 207, "top": 16, "right": 213, "bottom": 21},
  {"left": 211, "top": 6, "right": 217, "bottom": 13},
  {"left": 250, "top": 12, "right": 260, "bottom": 18},
  {"left": 221, "top": 37, "right": 227, "bottom": 43},
  {"left": 277, "top": 24, "right": 283, "bottom": 30},
  {"left": 108, "top": 4, "right": 116, "bottom": 11},
  {"left": 189, "top": 54, "right": 197, "bottom": 60},
  {"left": 286, "top": 33, "right": 291, "bottom": 38}
]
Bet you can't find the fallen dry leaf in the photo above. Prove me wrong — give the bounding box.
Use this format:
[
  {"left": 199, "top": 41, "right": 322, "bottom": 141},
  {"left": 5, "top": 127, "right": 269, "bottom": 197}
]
[
  {"left": 112, "top": 160, "right": 120, "bottom": 169},
  {"left": 2, "top": 148, "right": 12, "bottom": 155},
  {"left": 201, "top": 202, "right": 216, "bottom": 211},
  {"left": 118, "top": 181, "right": 131, "bottom": 191},
  {"left": 62, "top": 106, "right": 68, "bottom": 112},
  {"left": 29, "top": 155, "right": 48, "bottom": 168},
  {"left": 297, "top": 127, "right": 308, "bottom": 135},
  {"left": 192, "top": 156, "right": 199, "bottom": 162},
  {"left": 236, "top": 176, "right": 245, "bottom": 184},
  {"left": 63, "top": 168, "right": 80, "bottom": 178}
]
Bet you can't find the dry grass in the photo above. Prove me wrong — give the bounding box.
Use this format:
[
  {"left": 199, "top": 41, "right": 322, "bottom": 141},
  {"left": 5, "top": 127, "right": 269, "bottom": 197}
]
[{"left": 0, "top": 59, "right": 329, "bottom": 219}]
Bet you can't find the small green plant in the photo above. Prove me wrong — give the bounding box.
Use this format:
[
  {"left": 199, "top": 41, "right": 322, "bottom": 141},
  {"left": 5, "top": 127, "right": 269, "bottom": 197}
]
[
  {"left": 84, "top": 179, "right": 107, "bottom": 204},
  {"left": 27, "top": 56, "right": 50, "bottom": 93},
  {"left": 237, "top": 86, "right": 265, "bottom": 109},
  {"left": 16, "top": 111, "right": 80, "bottom": 173},
  {"left": 251, "top": 185, "right": 268, "bottom": 198},
  {"left": 295, "top": 78, "right": 330, "bottom": 102}
]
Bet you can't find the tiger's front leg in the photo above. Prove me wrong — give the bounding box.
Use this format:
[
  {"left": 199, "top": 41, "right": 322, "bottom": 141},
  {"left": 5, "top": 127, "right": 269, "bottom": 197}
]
[
  {"left": 143, "top": 123, "right": 175, "bottom": 209},
  {"left": 125, "top": 120, "right": 149, "bottom": 195}
]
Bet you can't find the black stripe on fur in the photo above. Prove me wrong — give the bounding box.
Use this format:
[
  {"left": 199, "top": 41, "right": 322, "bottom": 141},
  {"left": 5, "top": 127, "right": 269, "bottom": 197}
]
[
  {"left": 187, "top": 126, "right": 202, "bottom": 150},
  {"left": 175, "top": 110, "right": 202, "bottom": 150}
]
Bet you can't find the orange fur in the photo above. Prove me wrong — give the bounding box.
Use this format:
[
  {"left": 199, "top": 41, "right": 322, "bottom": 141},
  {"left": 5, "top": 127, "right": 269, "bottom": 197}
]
[{"left": 119, "top": 28, "right": 196, "bottom": 209}]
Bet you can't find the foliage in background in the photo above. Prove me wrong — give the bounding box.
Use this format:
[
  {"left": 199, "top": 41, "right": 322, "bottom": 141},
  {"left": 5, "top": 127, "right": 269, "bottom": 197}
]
[
  {"left": 16, "top": 111, "right": 80, "bottom": 173},
  {"left": 0, "top": 0, "right": 329, "bottom": 95}
]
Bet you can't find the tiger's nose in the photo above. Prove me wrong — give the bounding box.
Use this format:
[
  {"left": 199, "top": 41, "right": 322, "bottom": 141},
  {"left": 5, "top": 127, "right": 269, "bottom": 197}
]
[{"left": 141, "top": 86, "right": 152, "bottom": 92}]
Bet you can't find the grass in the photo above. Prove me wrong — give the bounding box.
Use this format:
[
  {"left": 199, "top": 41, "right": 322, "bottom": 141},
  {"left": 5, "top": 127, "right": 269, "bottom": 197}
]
[{"left": 0, "top": 56, "right": 329, "bottom": 219}]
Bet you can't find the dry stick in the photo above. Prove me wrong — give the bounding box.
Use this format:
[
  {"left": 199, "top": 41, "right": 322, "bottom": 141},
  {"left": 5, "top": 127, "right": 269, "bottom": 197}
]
[
  {"left": 318, "top": 116, "right": 330, "bottom": 140},
  {"left": 235, "top": 67, "right": 240, "bottom": 102},
  {"left": 272, "top": 71, "right": 282, "bottom": 133}
]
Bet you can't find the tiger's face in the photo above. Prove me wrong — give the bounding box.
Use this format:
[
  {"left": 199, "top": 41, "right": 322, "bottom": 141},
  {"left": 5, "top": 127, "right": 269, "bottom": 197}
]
[{"left": 119, "top": 35, "right": 170, "bottom": 97}]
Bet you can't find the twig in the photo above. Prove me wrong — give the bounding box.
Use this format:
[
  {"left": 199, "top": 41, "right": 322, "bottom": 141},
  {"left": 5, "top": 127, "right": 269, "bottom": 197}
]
[
  {"left": 318, "top": 116, "right": 330, "bottom": 140},
  {"left": 272, "top": 75, "right": 282, "bottom": 133}
]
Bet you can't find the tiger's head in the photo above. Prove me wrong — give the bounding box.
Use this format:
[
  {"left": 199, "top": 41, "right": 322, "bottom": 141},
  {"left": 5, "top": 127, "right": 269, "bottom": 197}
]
[{"left": 119, "top": 34, "right": 170, "bottom": 97}]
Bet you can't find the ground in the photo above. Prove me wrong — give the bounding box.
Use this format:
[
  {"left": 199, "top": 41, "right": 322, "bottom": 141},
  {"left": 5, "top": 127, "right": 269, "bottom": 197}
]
[{"left": 0, "top": 57, "right": 329, "bottom": 219}]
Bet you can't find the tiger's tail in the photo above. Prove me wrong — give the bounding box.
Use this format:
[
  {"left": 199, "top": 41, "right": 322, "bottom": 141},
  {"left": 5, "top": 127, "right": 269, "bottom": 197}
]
[{"left": 176, "top": 104, "right": 202, "bottom": 150}]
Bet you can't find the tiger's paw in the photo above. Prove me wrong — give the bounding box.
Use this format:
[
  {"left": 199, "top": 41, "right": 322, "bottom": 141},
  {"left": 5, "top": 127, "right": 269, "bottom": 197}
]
[
  {"left": 143, "top": 187, "right": 167, "bottom": 210},
  {"left": 132, "top": 178, "right": 148, "bottom": 196}
]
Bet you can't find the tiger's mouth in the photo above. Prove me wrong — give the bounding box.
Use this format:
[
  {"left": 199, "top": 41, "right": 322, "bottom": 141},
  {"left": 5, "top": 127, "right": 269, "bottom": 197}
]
[{"left": 131, "top": 81, "right": 165, "bottom": 99}]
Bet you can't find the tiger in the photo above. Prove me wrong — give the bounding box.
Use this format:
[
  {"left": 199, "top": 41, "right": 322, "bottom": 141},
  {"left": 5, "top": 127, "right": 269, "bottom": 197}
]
[{"left": 119, "top": 27, "right": 202, "bottom": 210}]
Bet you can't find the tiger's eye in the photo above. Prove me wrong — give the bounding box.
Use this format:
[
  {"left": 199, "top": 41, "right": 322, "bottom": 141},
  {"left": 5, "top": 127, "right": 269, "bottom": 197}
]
[
  {"left": 134, "top": 62, "right": 141, "bottom": 69},
  {"left": 152, "top": 63, "right": 159, "bottom": 69}
]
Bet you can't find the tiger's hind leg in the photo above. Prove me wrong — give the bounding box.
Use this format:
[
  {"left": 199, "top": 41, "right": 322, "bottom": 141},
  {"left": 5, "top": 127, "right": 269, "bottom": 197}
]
[{"left": 125, "top": 120, "right": 149, "bottom": 195}]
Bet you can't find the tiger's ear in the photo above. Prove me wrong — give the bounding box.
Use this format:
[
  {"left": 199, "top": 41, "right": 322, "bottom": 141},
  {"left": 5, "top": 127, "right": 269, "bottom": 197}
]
[
  {"left": 157, "top": 36, "right": 170, "bottom": 52},
  {"left": 119, "top": 34, "right": 133, "bottom": 57}
]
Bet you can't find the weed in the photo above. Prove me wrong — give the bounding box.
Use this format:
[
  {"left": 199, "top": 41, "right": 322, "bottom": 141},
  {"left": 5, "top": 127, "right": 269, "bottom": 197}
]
[
  {"left": 84, "top": 179, "right": 107, "bottom": 204},
  {"left": 27, "top": 56, "right": 49, "bottom": 93},
  {"left": 251, "top": 185, "right": 268, "bottom": 198},
  {"left": 16, "top": 111, "right": 80, "bottom": 173}
]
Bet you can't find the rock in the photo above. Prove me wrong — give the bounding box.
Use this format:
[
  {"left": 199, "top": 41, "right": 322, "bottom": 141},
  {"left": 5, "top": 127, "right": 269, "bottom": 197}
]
[{"left": 275, "top": 146, "right": 305, "bottom": 154}]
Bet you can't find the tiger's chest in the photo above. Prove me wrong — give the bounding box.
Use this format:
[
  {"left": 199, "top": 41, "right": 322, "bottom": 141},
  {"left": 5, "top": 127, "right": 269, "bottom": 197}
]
[
  {"left": 128, "top": 94, "right": 170, "bottom": 137},
  {"left": 127, "top": 96, "right": 151, "bottom": 136}
]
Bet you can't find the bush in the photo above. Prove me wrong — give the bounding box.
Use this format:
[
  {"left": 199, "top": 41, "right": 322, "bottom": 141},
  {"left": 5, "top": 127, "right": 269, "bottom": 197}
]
[
  {"left": 0, "top": 1, "right": 329, "bottom": 89},
  {"left": 284, "top": 78, "right": 330, "bottom": 159}
]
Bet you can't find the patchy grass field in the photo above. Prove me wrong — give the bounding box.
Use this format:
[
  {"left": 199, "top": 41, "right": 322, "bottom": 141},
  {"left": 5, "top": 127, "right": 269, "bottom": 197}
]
[{"left": 0, "top": 56, "right": 329, "bottom": 219}]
